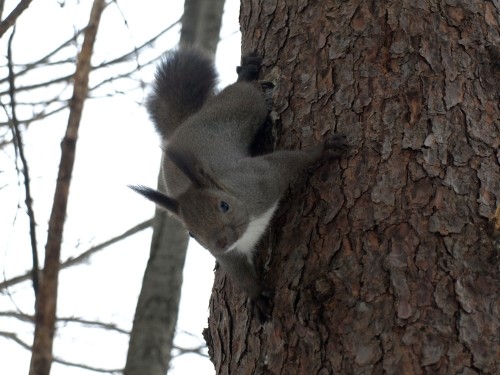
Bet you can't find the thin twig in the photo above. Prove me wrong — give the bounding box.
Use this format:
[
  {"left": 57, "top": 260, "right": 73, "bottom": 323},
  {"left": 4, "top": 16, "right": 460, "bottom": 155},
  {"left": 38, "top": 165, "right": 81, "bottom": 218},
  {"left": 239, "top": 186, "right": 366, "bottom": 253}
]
[
  {"left": 0, "top": 218, "right": 153, "bottom": 291},
  {"left": 0, "top": 73, "right": 73, "bottom": 96},
  {"left": 62, "top": 218, "right": 153, "bottom": 268},
  {"left": 0, "top": 101, "right": 68, "bottom": 127},
  {"left": 57, "top": 316, "right": 130, "bottom": 335},
  {"left": 0, "top": 331, "right": 31, "bottom": 350},
  {"left": 89, "top": 53, "right": 161, "bottom": 93},
  {"left": 0, "top": 331, "right": 123, "bottom": 374},
  {"left": 171, "top": 330, "right": 209, "bottom": 358},
  {"left": 0, "top": 21, "right": 179, "bottom": 96},
  {"left": 51, "top": 357, "right": 123, "bottom": 374},
  {"left": 92, "top": 19, "right": 180, "bottom": 69},
  {"left": 7, "top": 27, "right": 39, "bottom": 296},
  {"left": 0, "top": 311, "right": 130, "bottom": 335},
  {"left": 172, "top": 344, "right": 209, "bottom": 358},
  {"left": 6, "top": 30, "right": 82, "bottom": 77}
]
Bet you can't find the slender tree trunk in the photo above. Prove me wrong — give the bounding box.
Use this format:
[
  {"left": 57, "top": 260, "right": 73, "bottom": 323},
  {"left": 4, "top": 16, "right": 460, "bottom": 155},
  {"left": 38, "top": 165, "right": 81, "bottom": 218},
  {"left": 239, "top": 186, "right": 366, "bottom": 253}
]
[
  {"left": 205, "top": 1, "right": 500, "bottom": 374},
  {"left": 124, "top": 1, "right": 225, "bottom": 374},
  {"left": 124, "top": 197, "right": 189, "bottom": 375},
  {"left": 180, "top": 0, "right": 225, "bottom": 58},
  {"left": 28, "top": 1, "right": 106, "bottom": 374}
]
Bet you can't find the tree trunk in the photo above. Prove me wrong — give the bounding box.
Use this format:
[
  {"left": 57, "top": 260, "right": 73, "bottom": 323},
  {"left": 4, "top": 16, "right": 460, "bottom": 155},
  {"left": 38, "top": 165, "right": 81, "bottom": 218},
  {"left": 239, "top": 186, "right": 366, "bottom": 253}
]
[
  {"left": 124, "top": 195, "right": 189, "bottom": 375},
  {"left": 124, "top": 1, "right": 225, "bottom": 374},
  {"left": 28, "top": 0, "right": 106, "bottom": 374},
  {"left": 205, "top": 1, "right": 500, "bottom": 374},
  {"left": 180, "top": 0, "right": 226, "bottom": 58}
]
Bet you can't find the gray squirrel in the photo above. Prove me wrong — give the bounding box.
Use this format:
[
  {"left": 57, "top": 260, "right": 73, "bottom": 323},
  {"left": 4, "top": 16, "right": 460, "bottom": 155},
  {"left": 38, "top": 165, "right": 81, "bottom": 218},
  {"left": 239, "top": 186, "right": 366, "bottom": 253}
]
[{"left": 130, "top": 48, "right": 347, "bottom": 322}]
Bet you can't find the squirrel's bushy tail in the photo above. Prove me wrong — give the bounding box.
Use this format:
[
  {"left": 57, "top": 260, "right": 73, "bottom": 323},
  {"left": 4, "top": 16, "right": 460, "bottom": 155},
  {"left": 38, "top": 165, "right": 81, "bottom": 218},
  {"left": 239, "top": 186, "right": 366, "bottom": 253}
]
[{"left": 146, "top": 48, "right": 218, "bottom": 139}]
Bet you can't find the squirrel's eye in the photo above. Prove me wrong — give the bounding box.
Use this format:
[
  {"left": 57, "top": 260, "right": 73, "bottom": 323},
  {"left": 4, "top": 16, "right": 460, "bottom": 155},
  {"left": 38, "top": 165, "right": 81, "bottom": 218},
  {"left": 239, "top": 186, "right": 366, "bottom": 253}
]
[{"left": 219, "top": 200, "right": 230, "bottom": 213}]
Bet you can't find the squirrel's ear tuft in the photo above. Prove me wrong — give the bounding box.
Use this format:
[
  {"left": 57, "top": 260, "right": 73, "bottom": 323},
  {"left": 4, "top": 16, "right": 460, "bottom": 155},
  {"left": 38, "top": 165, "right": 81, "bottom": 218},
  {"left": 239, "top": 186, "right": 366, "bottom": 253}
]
[
  {"left": 129, "top": 185, "right": 179, "bottom": 214},
  {"left": 166, "top": 147, "right": 225, "bottom": 190}
]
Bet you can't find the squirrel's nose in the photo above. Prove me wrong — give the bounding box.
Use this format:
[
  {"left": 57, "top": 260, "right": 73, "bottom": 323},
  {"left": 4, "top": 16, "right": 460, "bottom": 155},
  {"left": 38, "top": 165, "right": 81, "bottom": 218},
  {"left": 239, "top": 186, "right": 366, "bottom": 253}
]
[{"left": 216, "top": 237, "right": 228, "bottom": 250}]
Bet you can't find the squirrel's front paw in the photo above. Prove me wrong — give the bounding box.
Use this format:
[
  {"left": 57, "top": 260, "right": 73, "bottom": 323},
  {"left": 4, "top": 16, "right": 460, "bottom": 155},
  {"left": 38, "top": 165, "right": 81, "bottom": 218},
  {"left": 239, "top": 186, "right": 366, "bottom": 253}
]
[
  {"left": 237, "top": 52, "right": 263, "bottom": 82},
  {"left": 323, "top": 133, "right": 348, "bottom": 159}
]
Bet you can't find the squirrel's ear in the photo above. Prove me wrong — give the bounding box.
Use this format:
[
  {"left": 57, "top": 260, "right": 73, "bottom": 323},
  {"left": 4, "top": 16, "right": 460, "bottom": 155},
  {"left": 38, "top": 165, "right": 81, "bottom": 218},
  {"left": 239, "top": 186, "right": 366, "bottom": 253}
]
[
  {"left": 166, "top": 147, "right": 225, "bottom": 190},
  {"left": 129, "top": 185, "right": 179, "bottom": 214}
]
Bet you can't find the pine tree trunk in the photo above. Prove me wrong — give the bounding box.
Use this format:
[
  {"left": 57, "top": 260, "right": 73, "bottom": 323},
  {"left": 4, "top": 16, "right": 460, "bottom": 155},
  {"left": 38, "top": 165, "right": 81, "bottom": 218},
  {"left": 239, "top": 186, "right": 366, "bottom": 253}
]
[{"left": 205, "top": 1, "right": 500, "bottom": 373}]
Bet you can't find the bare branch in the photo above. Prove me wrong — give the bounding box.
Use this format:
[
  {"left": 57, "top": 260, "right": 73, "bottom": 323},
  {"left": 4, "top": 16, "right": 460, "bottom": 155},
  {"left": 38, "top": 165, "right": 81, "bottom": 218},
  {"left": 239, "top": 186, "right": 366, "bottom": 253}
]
[
  {"left": 0, "top": 311, "right": 130, "bottom": 335},
  {"left": 0, "top": 331, "right": 123, "bottom": 374},
  {"left": 0, "top": 0, "right": 34, "bottom": 38},
  {"left": 93, "top": 18, "right": 180, "bottom": 69},
  {"left": 9, "top": 30, "right": 81, "bottom": 74},
  {"left": 0, "top": 73, "right": 74, "bottom": 96},
  {"left": 0, "top": 330, "right": 32, "bottom": 350},
  {"left": 89, "top": 53, "right": 161, "bottom": 93},
  {"left": 51, "top": 357, "right": 123, "bottom": 374},
  {"left": 0, "top": 99, "right": 70, "bottom": 127},
  {"left": 0, "top": 30, "right": 82, "bottom": 86},
  {"left": 62, "top": 218, "right": 153, "bottom": 268},
  {"left": 0, "top": 21, "right": 179, "bottom": 97},
  {"left": 0, "top": 138, "right": 12, "bottom": 149},
  {"left": 0, "top": 218, "right": 153, "bottom": 291},
  {"left": 172, "top": 344, "right": 209, "bottom": 358},
  {"left": 0, "top": 310, "right": 33, "bottom": 323},
  {"left": 7, "top": 27, "right": 39, "bottom": 296},
  {"left": 171, "top": 329, "right": 209, "bottom": 358},
  {"left": 57, "top": 316, "right": 130, "bottom": 335}
]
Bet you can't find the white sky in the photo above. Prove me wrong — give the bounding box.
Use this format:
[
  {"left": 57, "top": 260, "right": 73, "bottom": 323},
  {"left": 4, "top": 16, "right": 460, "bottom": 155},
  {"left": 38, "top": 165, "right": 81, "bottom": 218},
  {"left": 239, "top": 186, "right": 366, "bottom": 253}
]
[{"left": 0, "top": 0, "right": 241, "bottom": 374}]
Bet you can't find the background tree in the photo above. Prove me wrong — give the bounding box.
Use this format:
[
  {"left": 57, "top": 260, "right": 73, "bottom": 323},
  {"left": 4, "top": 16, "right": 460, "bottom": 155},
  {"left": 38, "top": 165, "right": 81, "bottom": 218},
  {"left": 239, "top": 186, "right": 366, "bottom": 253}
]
[
  {"left": 29, "top": 1, "right": 106, "bottom": 373},
  {"left": 205, "top": 0, "right": 500, "bottom": 373}
]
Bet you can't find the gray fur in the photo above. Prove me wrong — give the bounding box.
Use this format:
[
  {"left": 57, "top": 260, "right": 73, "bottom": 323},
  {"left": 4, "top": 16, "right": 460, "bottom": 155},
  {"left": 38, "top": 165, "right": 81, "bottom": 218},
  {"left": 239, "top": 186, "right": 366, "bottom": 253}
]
[
  {"left": 146, "top": 48, "right": 218, "bottom": 139},
  {"left": 132, "top": 49, "right": 347, "bottom": 322}
]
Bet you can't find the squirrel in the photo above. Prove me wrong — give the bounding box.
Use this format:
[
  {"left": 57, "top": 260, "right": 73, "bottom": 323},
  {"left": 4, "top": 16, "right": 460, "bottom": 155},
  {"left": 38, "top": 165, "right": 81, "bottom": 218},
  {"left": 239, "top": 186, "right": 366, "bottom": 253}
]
[{"left": 130, "top": 48, "right": 347, "bottom": 322}]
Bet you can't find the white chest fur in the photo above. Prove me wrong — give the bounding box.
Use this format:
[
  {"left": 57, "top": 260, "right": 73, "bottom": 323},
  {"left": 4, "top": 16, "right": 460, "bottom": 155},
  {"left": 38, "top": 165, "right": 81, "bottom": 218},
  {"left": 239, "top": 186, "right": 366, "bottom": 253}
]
[{"left": 227, "top": 202, "right": 278, "bottom": 258}]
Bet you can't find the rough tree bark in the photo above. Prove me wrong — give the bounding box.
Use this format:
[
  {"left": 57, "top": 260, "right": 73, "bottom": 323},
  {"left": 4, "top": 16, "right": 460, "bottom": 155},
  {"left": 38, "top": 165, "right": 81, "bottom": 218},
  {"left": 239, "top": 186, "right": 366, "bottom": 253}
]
[
  {"left": 205, "top": 1, "right": 500, "bottom": 374},
  {"left": 124, "top": 1, "right": 225, "bottom": 374}
]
